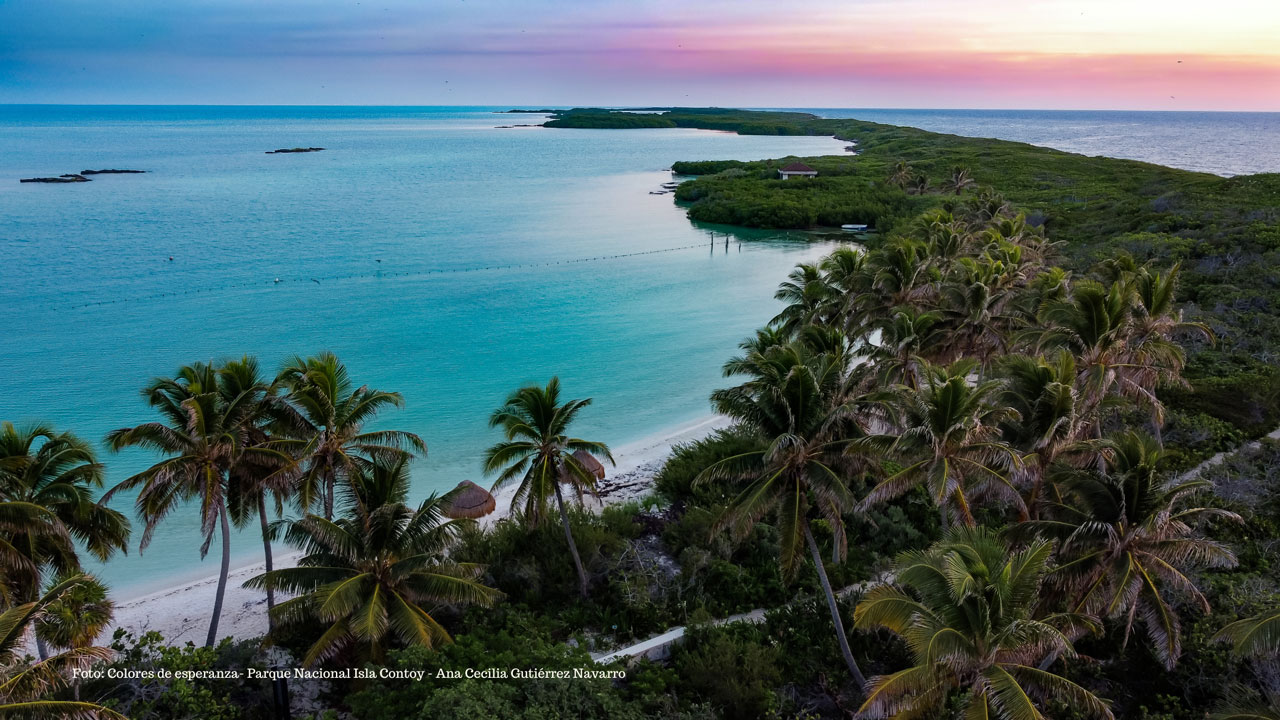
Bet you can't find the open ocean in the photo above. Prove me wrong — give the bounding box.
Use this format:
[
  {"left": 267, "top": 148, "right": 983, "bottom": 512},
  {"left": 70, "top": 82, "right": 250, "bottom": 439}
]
[
  {"left": 0, "top": 105, "right": 1274, "bottom": 593},
  {"left": 799, "top": 108, "right": 1280, "bottom": 177}
]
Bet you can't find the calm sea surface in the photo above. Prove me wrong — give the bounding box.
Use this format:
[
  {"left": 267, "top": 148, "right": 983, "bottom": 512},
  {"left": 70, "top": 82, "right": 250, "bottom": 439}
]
[
  {"left": 797, "top": 108, "right": 1280, "bottom": 176},
  {"left": 0, "top": 106, "right": 848, "bottom": 594},
  {"left": 0, "top": 105, "right": 1272, "bottom": 594}
]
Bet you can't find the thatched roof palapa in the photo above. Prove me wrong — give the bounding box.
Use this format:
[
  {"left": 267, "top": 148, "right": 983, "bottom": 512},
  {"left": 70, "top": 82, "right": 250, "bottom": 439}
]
[
  {"left": 572, "top": 449, "right": 606, "bottom": 480},
  {"left": 442, "top": 480, "right": 496, "bottom": 519}
]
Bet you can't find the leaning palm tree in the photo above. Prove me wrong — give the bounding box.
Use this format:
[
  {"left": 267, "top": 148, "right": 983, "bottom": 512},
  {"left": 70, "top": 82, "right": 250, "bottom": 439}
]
[
  {"left": 696, "top": 342, "right": 870, "bottom": 688},
  {"left": 483, "top": 378, "right": 613, "bottom": 598},
  {"left": 276, "top": 352, "right": 425, "bottom": 519},
  {"left": 0, "top": 574, "right": 124, "bottom": 719},
  {"left": 0, "top": 424, "right": 131, "bottom": 607},
  {"left": 853, "top": 527, "right": 1112, "bottom": 720},
  {"left": 247, "top": 455, "right": 498, "bottom": 665},
  {"left": 104, "top": 361, "right": 273, "bottom": 647},
  {"left": 1021, "top": 431, "right": 1239, "bottom": 668},
  {"left": 860, "top": 359, "right": 1023, "bottom": 527}
]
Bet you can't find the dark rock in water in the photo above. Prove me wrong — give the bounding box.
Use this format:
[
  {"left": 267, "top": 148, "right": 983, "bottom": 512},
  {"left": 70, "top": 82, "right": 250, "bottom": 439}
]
[
  {"left": 20, "top": 174, "right": 90, "bottom": 183},
  {"left": 266, "top": 147, "right": 325, "bottom": 154},
  {"left": 81, "top": 169, "right": 146, "bottom": 175}
]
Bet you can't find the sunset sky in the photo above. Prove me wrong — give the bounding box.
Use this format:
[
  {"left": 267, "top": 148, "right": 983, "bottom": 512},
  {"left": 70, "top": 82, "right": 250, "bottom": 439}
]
[{"left": 2, "top": 0, "right": 1278, "bottom": 110}]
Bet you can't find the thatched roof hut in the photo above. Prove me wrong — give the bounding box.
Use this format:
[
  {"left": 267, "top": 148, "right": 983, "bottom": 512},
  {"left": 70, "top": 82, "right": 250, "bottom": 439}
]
[
  {"left": 572, "top": 449, "right": 606, "bottom": 480},
  {"left": 442, "top": 480, "right": 496, "bottom": 519}
]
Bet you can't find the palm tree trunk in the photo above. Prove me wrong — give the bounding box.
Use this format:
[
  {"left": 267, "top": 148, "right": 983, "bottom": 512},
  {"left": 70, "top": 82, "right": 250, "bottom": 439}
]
[
  {"left": 206, "top": 507, "right": 232, "bottom": 647},
  {"left": 257, "top": 493, "right": 276, "bottom": 629},
  {"left": 803, "top": 523, "right": 867, "bottom": 692},
  {"left": 35, "top": 635, "right": 50, "bottom": 661},
  {"left": 552, "top": 481, "right": 589, "bottom": 598},
  {"left": 324, "top": 477, "right": 335, "bottom": 521}
]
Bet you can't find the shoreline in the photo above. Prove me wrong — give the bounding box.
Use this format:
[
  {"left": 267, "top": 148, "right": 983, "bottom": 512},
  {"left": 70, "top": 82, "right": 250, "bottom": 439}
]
[{"left": 106, "top": 414, "right": 732, "bottom": 646}]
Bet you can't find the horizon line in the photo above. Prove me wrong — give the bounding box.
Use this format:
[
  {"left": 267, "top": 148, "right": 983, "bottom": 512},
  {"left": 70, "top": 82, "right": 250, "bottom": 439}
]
[{"left": 1, "top": 103, "right": 1277, "bottom": 114}]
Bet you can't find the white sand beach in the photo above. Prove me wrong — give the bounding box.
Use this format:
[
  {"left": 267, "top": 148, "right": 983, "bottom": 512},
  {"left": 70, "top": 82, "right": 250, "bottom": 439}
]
[{"left": 106, "top": 415, "right": 732, "bottom": 646}]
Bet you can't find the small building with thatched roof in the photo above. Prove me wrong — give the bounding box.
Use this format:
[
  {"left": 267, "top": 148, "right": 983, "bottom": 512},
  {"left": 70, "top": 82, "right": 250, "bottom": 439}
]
[
  {"left": 442, "top": 480, "right": 496, "bottom": 519},
  {"left": 778, "top": 161, "right": 817, "bottom": 180},
  {"left": 572, "top": 449, "right": 606, "bottom": 480}
]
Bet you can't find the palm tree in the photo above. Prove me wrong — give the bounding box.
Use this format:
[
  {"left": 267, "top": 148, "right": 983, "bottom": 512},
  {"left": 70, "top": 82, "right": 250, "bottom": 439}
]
[
  {"left": 697, "top": 342, "right": 869, "bottom": 688},
  {"left": 219, "top": 357, "right": 299, "bottom": 625},
  {"left": 1212, "top": 609, "right": 1280, "bottom": 720},
  {"left": 861, "top": 359, "right": 1023, "bottom": 527},
  {"left": 998, "top": 352, "right": 1088, "bottom": 517},
  {"left": 104, "top": 361, "right": 273, "bottom": 647},
  {"left": 34, "top": 572, "right": 114, "bottom": 701},
  {"left": 1031, "top": 277, "right": 1189, "bottom": 439},
  {"left": 1127, "top": 264, "right": 1212, "bottom": 441},
  {"left": 0, "top": 423, "right": 129, "bottom": 657},
  {"left": 920, "top": 215, "right": 971, "bottom": 263},
  {"left": 870, "top": 238, "right": 935, "bottom": 310},
  {"left": 938, "top": 279, "right": 1016, "bottom": 366},
  {"left": 856, "top": 306, "right": 944, "bottom": 388},
  {"left": 0, "top": 501, "right": 73, "bottom": 610},
  {"left": 34, "top": 572, "right": 113, "bottom": 653},
  {"left": 908, "top": 172, "right": 930, "bottom": 196},
  {"left": 771, "top": 263, "right": 835, "bottom": 335},
  {"left": 944, "top": 165, "right": 976, "bottom": 195},
  {"left": 853, "top": 527, "right": 1112, "bottom": 720},
  {"left": 887, "top": 160, "right": 914, "bottom": 190},
  {"left": 1022, "top": 431, "right": 1239, "bottom": 668},
  {"left": 276, "top": 352, "right": 425, "bottom": 519},
  {"left": 0, "top": 574, "right": 124, "bottom": 718},
  {"left": 483, "top": 378, "right": 614, "bottom": 598},
  {"left": 1216, "top": 608, "right": 1280, "bottom": 658},
  {"left": 247, "top": 455, "right": 498, "bottom": 665}
]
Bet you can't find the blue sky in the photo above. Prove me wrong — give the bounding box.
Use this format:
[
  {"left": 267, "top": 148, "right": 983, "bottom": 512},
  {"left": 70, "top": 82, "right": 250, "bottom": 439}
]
[{"left": 3, "top": 0, "right": 1278, "bottom": 109}]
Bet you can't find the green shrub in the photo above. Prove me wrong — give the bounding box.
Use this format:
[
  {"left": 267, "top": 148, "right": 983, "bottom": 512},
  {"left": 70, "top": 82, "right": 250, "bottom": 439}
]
[{"left": 95, "top": 631, "right": 270, "bottom": 720}]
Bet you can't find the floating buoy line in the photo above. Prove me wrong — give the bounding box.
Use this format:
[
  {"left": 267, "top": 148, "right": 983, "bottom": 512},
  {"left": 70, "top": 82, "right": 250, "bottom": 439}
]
[{"left": 62, "top": 238, "right": 751, "bottom": 311}]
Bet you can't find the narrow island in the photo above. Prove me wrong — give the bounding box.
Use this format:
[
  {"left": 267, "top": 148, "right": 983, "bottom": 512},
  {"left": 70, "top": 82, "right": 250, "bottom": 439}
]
[{"left": 265, "top": 147, "right": 325, "bottom": 154}]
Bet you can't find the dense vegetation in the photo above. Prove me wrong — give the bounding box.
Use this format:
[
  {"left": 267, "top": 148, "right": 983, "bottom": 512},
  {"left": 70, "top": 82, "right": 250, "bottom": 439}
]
[
  {"left": 565, "top": 107, "right": 1280, "bottom": 467},
  {"left": 1, "top": 109, "right": 1277, "bottom": 719}
]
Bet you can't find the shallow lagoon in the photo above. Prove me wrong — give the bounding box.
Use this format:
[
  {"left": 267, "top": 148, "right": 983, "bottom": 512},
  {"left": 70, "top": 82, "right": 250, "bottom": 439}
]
[{"left": 0, "top": 106, "right": 848, "bottom": 593}]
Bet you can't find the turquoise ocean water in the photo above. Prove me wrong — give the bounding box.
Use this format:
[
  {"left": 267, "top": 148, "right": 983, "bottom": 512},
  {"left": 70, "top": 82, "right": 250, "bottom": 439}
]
[
  {"left": 0, "top": 106, "right": 847, "bottom": 594},
  {"left": 2, "top": 105, "right": 1274, "bottom": 595}
]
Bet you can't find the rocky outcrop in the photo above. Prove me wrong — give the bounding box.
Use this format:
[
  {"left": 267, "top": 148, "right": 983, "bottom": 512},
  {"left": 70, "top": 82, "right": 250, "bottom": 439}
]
[
  {"left": 20, "top": 174, "right": 90, "bottom": 183},
  {"left": 81, "top": 169, "right": 146, "bottom": 175},
  {"left": 265, "top": 147, "right": 325, "bottom": 154}
]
